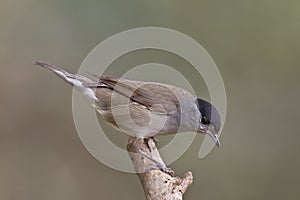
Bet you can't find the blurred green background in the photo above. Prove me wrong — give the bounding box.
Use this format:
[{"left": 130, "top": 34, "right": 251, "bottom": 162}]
[{"left": 1, "top": 0, "right": 300, "bottom": 199}]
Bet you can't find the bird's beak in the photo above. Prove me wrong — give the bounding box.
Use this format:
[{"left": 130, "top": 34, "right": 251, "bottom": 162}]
[
  {"left": 207, "top": 129, "right": 221, "bottom": 147},
  {"left": 198, "top": 124, "right": 221, "bottom": 147}
]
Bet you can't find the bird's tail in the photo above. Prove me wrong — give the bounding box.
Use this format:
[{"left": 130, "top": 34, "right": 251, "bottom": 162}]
[{"left": 33, "top": 61, "right": 99, "bottom": 101}]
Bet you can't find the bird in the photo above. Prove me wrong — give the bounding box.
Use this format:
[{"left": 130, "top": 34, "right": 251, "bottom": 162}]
[{"left": 33, "top": 61, "right": 221, "bottom": 147}]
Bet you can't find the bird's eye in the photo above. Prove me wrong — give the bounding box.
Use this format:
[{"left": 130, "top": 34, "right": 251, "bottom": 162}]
[{"left": 201, "top": 116, "right": 210, "bottom": 124}]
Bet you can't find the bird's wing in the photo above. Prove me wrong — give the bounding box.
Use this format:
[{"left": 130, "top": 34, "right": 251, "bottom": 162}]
[{"left": 94, "top": 76, "right": 180, "bottom": 115}]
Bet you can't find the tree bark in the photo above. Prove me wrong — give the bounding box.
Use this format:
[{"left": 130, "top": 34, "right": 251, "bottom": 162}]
[{"left": 127, "top": 137, "right": 193, "bottom": 200}]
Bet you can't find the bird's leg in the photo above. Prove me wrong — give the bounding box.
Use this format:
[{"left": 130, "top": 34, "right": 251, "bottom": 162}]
[
  {"left": 134, "top": 149, "right": 163, "bottom": 167},
  {"left": 134, "top": 148, "right": 174, "bottom": 176},
  {"left": 129, "top": 137, "right": 174, "bottom": 176}
]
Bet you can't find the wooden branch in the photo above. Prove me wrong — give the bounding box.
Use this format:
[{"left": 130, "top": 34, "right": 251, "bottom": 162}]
[{"left": 127, "top": 137, "right": 193, "bottom": 200}]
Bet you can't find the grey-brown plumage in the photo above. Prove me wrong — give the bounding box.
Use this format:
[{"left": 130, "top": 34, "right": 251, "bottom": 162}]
[{"left": 34, "top": 61, "right": 221, "bottom": 146}]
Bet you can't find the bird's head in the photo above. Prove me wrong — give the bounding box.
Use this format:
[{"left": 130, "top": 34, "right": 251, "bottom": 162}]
[{"left": 196, "top": 98, "right": 221, "bottom": 147}]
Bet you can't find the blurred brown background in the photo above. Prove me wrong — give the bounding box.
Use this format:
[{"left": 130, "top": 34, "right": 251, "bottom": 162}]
[{"left": 1, "top": 0, "right": 300, "bottom": 199}]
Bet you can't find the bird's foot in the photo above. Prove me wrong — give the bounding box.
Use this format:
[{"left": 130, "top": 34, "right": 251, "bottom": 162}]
[
  {"left": 160, "top": 166, "right": 175, "bottom": 176},
  {"left": 146, "top": 165, "right": 175, "bottom": 176}
]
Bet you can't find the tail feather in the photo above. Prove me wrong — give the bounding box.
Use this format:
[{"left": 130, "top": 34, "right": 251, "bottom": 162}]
[{"left": 33, "top": 61, "right": 98, "bottom": 101}]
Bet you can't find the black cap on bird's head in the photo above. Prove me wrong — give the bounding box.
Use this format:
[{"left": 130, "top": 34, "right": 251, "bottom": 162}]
[{"left": 196, "top": 98, "right": 221, "bottom": 147}]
